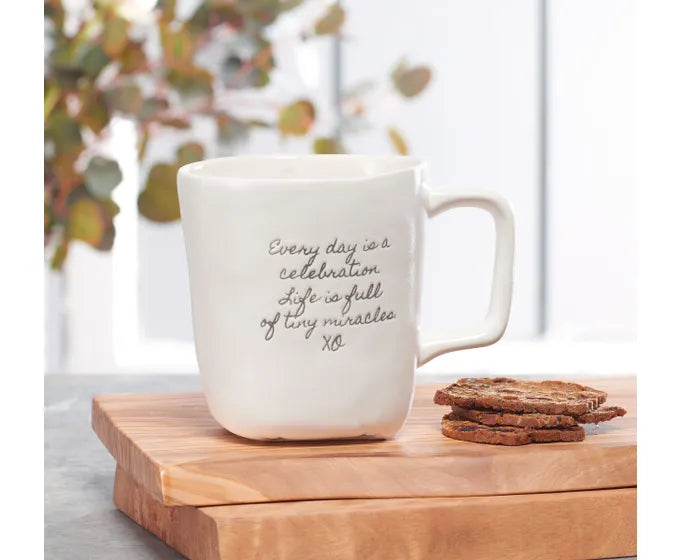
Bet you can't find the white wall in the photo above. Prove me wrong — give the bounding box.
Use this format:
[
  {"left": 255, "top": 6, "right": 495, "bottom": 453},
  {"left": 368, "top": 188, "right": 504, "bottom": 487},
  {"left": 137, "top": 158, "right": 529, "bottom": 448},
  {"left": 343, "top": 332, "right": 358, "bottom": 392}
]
[{"left": 547, "top": 0, "right": 636, "bottom": 339}]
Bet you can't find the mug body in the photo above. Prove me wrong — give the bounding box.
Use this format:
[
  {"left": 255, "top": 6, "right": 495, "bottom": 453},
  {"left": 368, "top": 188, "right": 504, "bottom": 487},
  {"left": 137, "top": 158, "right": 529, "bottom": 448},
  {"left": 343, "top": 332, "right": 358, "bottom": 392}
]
[{"left": 178, "top": 155, "right": 427, "bottom": 440}]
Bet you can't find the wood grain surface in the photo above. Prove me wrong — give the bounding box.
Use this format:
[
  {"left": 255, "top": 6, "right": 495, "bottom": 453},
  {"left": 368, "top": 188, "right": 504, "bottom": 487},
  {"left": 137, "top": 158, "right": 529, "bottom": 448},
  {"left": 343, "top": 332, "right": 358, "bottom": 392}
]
[
  {"left": 114, "top": 465, "right": 637, "bottom": 560},
  {"left": 93, "top": 377, "right": 636, "bottom": 506}
]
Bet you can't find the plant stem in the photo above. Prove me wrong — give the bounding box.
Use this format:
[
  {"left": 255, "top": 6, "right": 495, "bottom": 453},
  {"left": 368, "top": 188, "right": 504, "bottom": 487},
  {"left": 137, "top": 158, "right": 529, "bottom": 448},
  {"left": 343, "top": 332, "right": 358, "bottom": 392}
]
[{"left": 44, "top": 83, "right": 61, "bottom": 122}]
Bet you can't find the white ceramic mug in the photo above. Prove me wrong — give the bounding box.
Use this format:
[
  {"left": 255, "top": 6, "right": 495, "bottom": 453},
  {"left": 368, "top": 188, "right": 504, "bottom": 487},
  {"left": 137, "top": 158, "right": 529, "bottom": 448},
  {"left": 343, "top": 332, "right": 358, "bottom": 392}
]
[{"left": 178, "top": 155, "right": 514, "bottom": 440}]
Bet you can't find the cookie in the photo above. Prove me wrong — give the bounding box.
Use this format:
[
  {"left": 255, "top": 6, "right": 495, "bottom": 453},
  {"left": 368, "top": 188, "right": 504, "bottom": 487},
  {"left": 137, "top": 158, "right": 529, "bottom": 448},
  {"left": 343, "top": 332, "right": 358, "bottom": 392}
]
[
  {"left": 575, "top": 405, "right": 627, "bottom": 424},
  {"left": 449, "top": 404, "right": 578, "bottom": 428},
  {"left": 434, "top": 377, "right": 606, "bottom": 416},
  {"left": 441, "top": 413, "right": 586, "bottom": 446}
]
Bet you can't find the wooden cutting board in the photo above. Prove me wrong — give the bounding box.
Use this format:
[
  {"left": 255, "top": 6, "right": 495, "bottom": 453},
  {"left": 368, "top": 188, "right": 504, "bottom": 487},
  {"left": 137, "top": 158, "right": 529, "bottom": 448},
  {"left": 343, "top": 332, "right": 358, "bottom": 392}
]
[
  {"left": 92, "top": 377, "right": 636, "bottom": 507},
  {"left": 113, "top": 466, "right": 636, "bottom": 560}
]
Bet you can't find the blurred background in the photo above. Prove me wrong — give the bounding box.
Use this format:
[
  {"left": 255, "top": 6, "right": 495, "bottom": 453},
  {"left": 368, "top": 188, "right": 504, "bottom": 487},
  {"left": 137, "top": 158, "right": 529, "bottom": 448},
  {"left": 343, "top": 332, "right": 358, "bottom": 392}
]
[{"left": 44, "top": 0, "right": 635, "bottom": 376}]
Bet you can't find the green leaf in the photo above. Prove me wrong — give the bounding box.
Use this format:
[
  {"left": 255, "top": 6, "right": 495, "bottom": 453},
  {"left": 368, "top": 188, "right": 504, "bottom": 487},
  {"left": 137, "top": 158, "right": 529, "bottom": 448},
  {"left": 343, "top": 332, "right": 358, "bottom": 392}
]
[
  {"left": 314, "top": 3, "right": 345, "bottom": 35},
  {"left": 313, "top": 137, "right": 343, "bottom": 154},
  {"left": 186, "top": 3, "right": 243, "bottom": 36},
  {"left": 67, "top": 190, "right": 119, "bottom": 251},
  {"left": 250, "top": 67, "right": 269, "bottom": 88},
  {"left": 119, "top": 41, "right": 149, "bottom": 74},
  {"left": 102, "top": 16, "right": 129, "bottom": 58},
  {"left": 52, "top": 67, "right": 83, "bottom": 90},
  {"left": 51, "top": 42, "right": 108, "bottom": 86},
  {"left": 158, "top": 116, "right": 192, "bottom": 129},
  {"left": 50, "top": 240, "right": 69, "bottom": 270},
  {"left": 279, "top": 0, "right": 304, "bottom": 13},
  {"left": 167, "top": 65, "right": 213, "bottom": 99},
  {"left": 176, "top": 142, "right": 205, "bottom": 167},
  {"left": 82, "top": 45, "right": 110, "bottom": 78},
  {"left": 161, "top": 24, "right": 195, "bottom": 68},
  {"left": 216, "top": 112, "right": 249, "bottom": 144},
  {"left": 45, "top": 110, "right": 83, "bottom": 157},
  {"left": 139, "top": 96, "right": 170, "bottom": 120},
  {"left": 44, "top": 204, "right": 53, "bottom": 239},
  {"left": 186, "top": 3, "right": 210, "bottom": 32},
  {"left": 45, "top": 0, "right": 65, "bottom": 32},
  {"left": 44, "top": 82, "right": 61, "bottom": 122},
  {"left": 278, "top": 100, "right": 315, "bottom": 135},
  {"left": 105, "top": 84, "right": 143, "bottom": 114},
  {"left": 101, "top": 197, "right": 121, "bottom": 218},
  {"left": 79, "top": 91, "right": 110, "bottom": 134},
  {"left": 84, "top": 156, "right": 122, "bottom": 199},
  {"left": 99, "top": 198, "right": 120, "bottom": 251},
  {"left": 138, "top": 127, "right": 150, "bottom": 162},
  {"left": 98, "top": 225, "right": 116, "bottom": 251},
  {"left": 237, "top": 0, "right": 281, "bottom": 25},
  {"left": 252, "top": 41, "right": 274, "bottom": 71},
  {"left": 392, "top": 64, "right": 431, "bottom": 98},
  {"left": 390, "top": 59, "right": 407, "bottom": 84},
  {"left": 387, "top": 127, "right": 408, "bottom": 155},
  {"left": 157, "top": 0, "right": 176, "bottom": 22},
  {"left": 51, "top": 45, "right": 85, "bottom": 89},
  {"left": 138, "top": 163, "right": 180, "bottom": 222},
  {"left": 67, "top": 197, "right": 106, "bottom": 246},
  {"left": 51, "top": 154, "right": 84, "bottom": 193},
  {"left": 245, "top": 119, "right": 271, "bottom": 128}
]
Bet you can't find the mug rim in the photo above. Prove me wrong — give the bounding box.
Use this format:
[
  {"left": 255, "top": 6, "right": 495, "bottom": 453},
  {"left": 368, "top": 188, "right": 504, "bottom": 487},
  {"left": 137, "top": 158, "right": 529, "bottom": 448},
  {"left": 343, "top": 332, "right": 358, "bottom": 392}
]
[{"left": 178, "top": 154, "right": 426, "bottom": 184}]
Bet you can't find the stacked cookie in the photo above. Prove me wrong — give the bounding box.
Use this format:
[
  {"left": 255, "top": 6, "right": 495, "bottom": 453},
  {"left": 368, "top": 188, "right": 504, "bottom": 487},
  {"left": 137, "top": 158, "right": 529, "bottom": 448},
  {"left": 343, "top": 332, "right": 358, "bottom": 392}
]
[{"left": 434, "top": 377, "right": 626, "bottom": 446}]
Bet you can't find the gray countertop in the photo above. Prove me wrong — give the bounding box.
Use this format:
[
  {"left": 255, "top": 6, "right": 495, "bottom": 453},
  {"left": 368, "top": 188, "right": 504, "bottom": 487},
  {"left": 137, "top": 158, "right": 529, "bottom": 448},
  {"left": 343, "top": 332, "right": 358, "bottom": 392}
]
[
  {"left": 45, "top": 375, "right": 202, "bottom": 560},
  {"left": 45, "top": 374, "right": 634, "bottom": 560}
]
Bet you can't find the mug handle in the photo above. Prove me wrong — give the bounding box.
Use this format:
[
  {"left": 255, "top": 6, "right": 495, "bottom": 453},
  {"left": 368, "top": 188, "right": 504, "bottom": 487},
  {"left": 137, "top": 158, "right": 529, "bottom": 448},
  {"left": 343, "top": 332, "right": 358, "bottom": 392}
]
[{"left": 417, "top": 188, "right": 515, "bottom": 366}]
